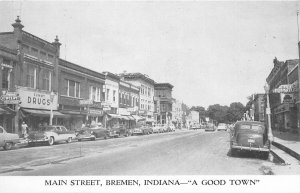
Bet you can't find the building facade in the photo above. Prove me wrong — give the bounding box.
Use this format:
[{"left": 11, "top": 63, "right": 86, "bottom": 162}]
[
  {"left": 119, "top": 73, "right": 155, "bottom": 120},
  {"left": 0, "top": 17, "right": 61, "bottom": 134},
  {"left": 58, "top": 59, "right": 105, "bottom": 130},
  {"left": 266, "top": 58, "right": 298, "bottom": 132},
  {"left": 102, "top": 72, "right": 120, "bottom": 115},
  {"left": 172, "top": 99, "right": 183, "bottom": 128},
  {"left": 154, "top": 83, "right": 174, "bottom": 124}
]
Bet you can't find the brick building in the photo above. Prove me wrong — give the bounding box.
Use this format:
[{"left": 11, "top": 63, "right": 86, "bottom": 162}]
[
  {"left": 0, "top": 17, "right": 62, "bottom": 134},
  {"left": 154, "top": 83, "right": 174, "bottom": 124},
  {"left": 266, "top": 58, "right": 298, "bottom": 132},
  {"left": 58, "top": 59, "right": 105, "bottom": 130}
]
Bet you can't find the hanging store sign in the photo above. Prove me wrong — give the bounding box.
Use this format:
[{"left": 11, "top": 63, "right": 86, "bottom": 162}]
[
  {"left": 0, "top": 92, "right": 20, "bottom": 104},
  {"left": 16, "top": 87, "right": 58, "bottom": 110},
  {"left": 79, "top": 99, "right": 93, "bottom": 106},
  {"left": 272, "top": 82, "right": 298, "bottom": 93},
  {"left": 281, "top": 93, "right": 295, "bottom": 104}
]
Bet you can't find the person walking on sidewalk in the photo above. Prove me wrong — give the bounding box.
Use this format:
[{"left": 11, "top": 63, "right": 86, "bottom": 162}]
[{"left": 21, "top": 121, "right": 28, "bottom": 139}]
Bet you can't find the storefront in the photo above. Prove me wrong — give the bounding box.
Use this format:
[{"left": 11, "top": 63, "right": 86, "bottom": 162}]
[{"left": 16, "top": 86, "right": 68, "bottom": 130}]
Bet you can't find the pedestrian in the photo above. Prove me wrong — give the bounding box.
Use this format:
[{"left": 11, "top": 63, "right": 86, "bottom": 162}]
[{"left": 21, "top": 121, "right": 28, "bottom": 138}]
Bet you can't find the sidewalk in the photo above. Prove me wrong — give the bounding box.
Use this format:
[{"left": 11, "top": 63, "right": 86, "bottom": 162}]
[{"left": 272, "top": 130, "right": 300, "bottom": 161}]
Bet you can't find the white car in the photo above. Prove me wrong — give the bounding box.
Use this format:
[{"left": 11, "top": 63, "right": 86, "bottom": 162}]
[{"left": 217, "top": 123, "right": 227, "bottom": 131}]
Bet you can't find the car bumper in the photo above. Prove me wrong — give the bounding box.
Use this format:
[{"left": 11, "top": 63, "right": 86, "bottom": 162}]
[
  {"left": 77, "top": 135, "right": 95, "bottom": 140},
  {"left": 231, "top": 145, "right": 270, "bottom": 152},
  {"left": 28, "top": 138, "right": 48, "bottom": 143}
]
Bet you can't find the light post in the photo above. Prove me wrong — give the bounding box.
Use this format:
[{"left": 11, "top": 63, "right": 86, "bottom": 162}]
[
  {"left": 49, "top": 91, "right": 55, "bottom": 125},
  {"left": 264, "top": 83, "right": 274, "bottom": 142}
]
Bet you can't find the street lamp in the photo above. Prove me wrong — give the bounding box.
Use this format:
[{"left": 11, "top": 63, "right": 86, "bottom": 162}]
[
  {"left": 49, "top": 91, "right": 55, "bottom": 125},
  {"left": 264, "top": 83, "right": 274, "bottom": 142}
]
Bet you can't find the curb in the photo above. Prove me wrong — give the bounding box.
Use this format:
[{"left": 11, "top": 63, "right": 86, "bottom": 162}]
[
  {"left": 270, "top": 148, "right": 285, "bottom": 164},
  {"left": 272, "top": 141, "right": 300, "bottom": 161}
]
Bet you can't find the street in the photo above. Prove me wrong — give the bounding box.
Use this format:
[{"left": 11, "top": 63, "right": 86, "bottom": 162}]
[{"left": 1, "top": 130, "right": 296, "bottom": 176}]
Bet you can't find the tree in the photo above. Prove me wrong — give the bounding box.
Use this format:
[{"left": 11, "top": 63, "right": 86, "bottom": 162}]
[
  {"left": 227, "top": 102, "right": 245, "bottom": 122},
  {"left": 206, "top": 104, "right": 229, "bottom": 123}
]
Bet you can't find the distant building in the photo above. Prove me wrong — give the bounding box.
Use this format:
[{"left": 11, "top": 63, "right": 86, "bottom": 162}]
[
  {"left": 103, "top": 72, "right": 120, "bottom": 114},
  {"left": 119, "top": 73, "right": 155, "bottom": 120},
  {"left": 154, "top": 83, "right": 174, "bottom": 124},
  {"left": 172, "top": 99, "right": 183, "bottom": 127},
  {"left": 186, "top": 110, "right": 199, "bottom": 128},
  {"left": 249, "top": 94, "right": 265, "bottom": 122}
]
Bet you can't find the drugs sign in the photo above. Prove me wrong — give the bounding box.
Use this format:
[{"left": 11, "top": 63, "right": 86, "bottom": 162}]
[{"left": 272, "top": 82, "right": 298, "bottom": 93}]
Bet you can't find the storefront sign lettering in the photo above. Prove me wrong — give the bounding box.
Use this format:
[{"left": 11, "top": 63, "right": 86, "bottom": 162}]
[
  {"left": 17, "top": 87, "right": 58, "bottom": 110},
  {"left": 0, "top": 92, "right": 20, "bottom": 104}
]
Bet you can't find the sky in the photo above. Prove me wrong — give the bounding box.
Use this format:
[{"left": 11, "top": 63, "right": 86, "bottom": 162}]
[{"left": 0, "top": 1, "right": 300, "bottom": 108}]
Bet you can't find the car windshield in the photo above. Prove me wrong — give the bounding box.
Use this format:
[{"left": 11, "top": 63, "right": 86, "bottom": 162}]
[{"left": 219, "top": 124, "right": 226, "bottom": 126}]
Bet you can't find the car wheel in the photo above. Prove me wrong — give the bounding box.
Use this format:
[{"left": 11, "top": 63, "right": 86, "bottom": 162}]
[
  {"left": 91, "top": 137, "right": 96, "bottom": 141},
  {"left": 66, "top": 137, "right": 72, "bottom": 143},
  {"left": 78, "top": 139, "right": 82, "bottom": 142},
  {"left": 104, "top": 135, "right": 107, "bottom": 140},
  {"left": 3, "top": 142, "right": 13, "bottom": 150},
  {"left": 47, "top": 137, "right": 54, "bottom": 146}
]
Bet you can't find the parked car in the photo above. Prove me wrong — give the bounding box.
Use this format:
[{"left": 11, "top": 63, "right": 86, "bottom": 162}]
[
  {"left": 217, "top": 123, "right": 227, "bottom": 131},
  {"left": 107, "top": 125, "right": 131, "bottom": 138},
  {"left": 169, "top": 124, "right": 176, "bottom": 132},
  {"left": 0, "top": 126, "right": 20, "bottom": 150},
  {"left": 161, "top": 124, "right": 169, "bottom": 133},
  {"left": 27, "top": 125, "right": 76, "bottom": 146},
  {"left": 152, "top": 124, "right": 162, "bottom": 133},
  {"left": 230, "top": 121, "right": 270, "bottom": 159},
  {"left": 76, "top": 124, "right": 108, "bottom": 141},
  {"left": 191, "top": 123, "right": 201, "bottom": 130},
  {"left": 132, "top": 125, "right": 153, "bottom": 135},
  {"left": 205, "top": 123, "right": 216, "bottom": 132}
]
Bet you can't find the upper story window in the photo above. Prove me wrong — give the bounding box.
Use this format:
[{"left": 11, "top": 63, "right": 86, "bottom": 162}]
[
  {"left": 64, "top": 79, "right": 80, "bottom": 98},
  {"left": 31, "top": 47, "right": 38, "bottom": 57},
  {"left": 2, "top": 67, "right": 9, "bottom": 89},
  {"left": 113, "top": 90, "right": 116, "bottom": 102},
  {"left": 40, "top": 51, "right": 47, "bottom": 60},
  {"left": 106, "top": 89, "right": 110, "bottom": 101},
  {"left": 26, "top": 65, "right": 36, "bottom": 89},
  {"left": 42, "top": 70, "right": 51, "bottom": 91},
  {"left": 89, "top": 86, "right": 101, "bottom": 102}
]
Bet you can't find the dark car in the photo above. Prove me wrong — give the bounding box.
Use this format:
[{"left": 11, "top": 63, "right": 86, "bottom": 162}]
[
  {"left": 132, "top": 125, "right": 153, "bottom": 135},
  {"left": 76, "top": 124, "right": 108, "bottom": 141},
  {"left": 107, "top": 125, "right": 131, "bottom": 138},
  {"left": 230, "top": 121, "right": 270, "bottom": 159},
  {"left": 204, "top": 123, "right": 215, "bottom": 132}
]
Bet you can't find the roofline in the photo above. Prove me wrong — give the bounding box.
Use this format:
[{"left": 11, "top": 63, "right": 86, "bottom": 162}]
[
  {"left": 154, "top": 83, "right": 174, "bottom": 89},
  {"left": 59, "top": 58, "right": 105, "bottom": 80},
  {"left": 103, "top": 71, "right": 120, "bottom": 81}
]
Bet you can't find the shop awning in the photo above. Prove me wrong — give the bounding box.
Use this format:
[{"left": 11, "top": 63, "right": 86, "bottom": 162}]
[
  {"left": 22, "top": 109, "right": 69, "bottom": 118},
  {"left": 146, "top": 118, "right": 156, "bottom": 122},
  {"left": 132, "top": 115, "right": 146, "bottom": 121},
  {"left": 0, "top": 106, "right": 16, "bottom": 115},
  {"left": 127, "top": 115, "right": 135, "bottom": 120},
  {"left": 108, "top": 113, "right": 122, "bottom": 119},
  {"left": 120, "top": 115, "right": 130, "bottom": 120}
]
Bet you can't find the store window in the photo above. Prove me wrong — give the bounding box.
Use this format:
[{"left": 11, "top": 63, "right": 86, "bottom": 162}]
[
  {"left": 42, "top": 70, "right": 51, "bottom": 91},
  {"left": 106, "top": 89, "right": 110, "bottom": 101},
  {"left": 26, "top": 65, "right": 36, "bottom": 88}
]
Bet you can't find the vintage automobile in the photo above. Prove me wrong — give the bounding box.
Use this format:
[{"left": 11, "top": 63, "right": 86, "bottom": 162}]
[
  {"left": 204, "top": 123, "right": 216, "bottom": 132},
  {"left": 191, "top": 123, "right": 201, "bottom": 130},
  {"left": 230, "top": 121, "right": 270, "bottom": 159},
  {"left": 169, "top": 124, "right": 176, "bottom": 132},
  {"left": 152, "top": 124, "right": 162, "bottom": 133},
  {"left": 27, "top": 125, "right": 76, "bottom": 146},
  {"left": 132, "top": 125, "right": 153, "bottom": 135},
  {"left": 217, "top": 123, "right": 228, "bottom": 131},
  {"left": 0, "top": 126, "right": 20, "bottom": 150},
  {"left": 76, "top": 124, "right": 108, "bottom": 141},
  {"left": 107, "top": 125, "right": 131, "bottom": 138}
]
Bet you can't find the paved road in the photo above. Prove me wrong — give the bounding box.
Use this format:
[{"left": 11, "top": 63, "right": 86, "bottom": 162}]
[{"left": 0, "top": 130, "right": 291, "bottom": 175}]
